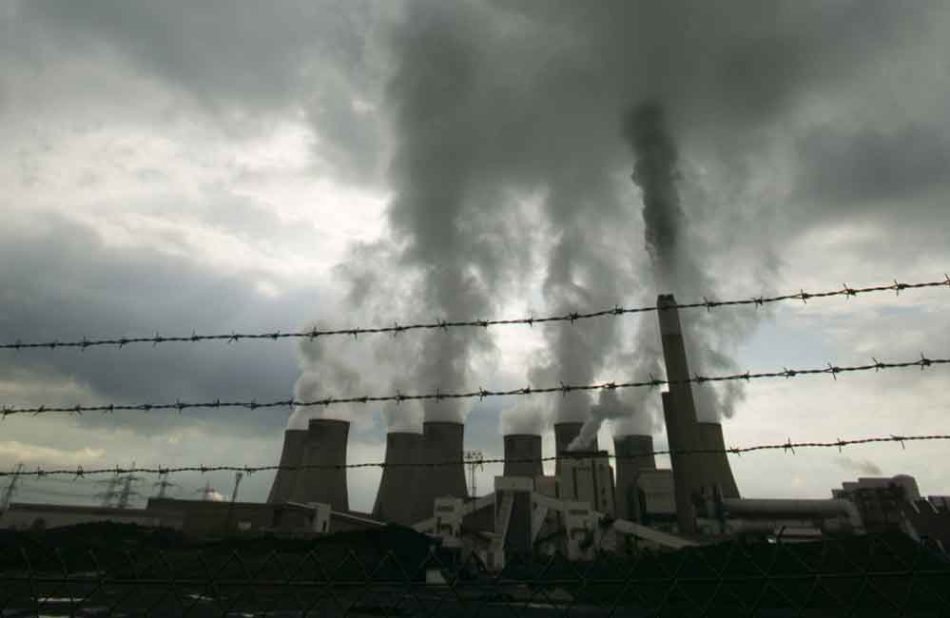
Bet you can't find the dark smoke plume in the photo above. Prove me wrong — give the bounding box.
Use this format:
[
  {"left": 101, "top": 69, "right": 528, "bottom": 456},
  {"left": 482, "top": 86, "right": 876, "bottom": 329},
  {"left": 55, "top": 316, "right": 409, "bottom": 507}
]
[
  {"left": 626, "top": 101, "right": 683, "bottom": 283},
  {"left": 324, "top": 0, "right": 930, "bottom": 438},
  {"left": 627, "top": 100, "right": 742, "bottom": 425}
]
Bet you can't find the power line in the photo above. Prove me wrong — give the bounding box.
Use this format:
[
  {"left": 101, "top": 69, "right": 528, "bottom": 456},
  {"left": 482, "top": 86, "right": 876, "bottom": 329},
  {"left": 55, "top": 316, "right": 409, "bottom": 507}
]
[
  {"left": 2, "top": 353, "right": 947, "bottom": 417},
  {"left": 2, "top": 276, "right": 947, "bottom": 352},
  {"left": 0, "top": 434, "right": 946, "bottom": 478},
  {"left": 15, "top": 485, "right": 96, "bottom": 499}
]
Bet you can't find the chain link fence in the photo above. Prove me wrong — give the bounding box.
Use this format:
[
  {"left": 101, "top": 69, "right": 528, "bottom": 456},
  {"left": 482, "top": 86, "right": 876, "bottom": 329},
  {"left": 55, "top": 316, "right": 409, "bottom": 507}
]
[{"left": 2, "top": 525, "right": 948, "bottom": 616}]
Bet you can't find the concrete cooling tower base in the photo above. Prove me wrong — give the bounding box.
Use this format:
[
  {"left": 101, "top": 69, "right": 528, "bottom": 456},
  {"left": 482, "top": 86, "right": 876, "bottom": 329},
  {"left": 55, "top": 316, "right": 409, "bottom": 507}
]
[
  {"left": 411, "top": 421, "right": 467, "bottom": 522},
  {"left": 268, "top": 429, "right": 307, "bottom": 504},
  {"left": 268, "top": 419, "right": 349, "bottom": 512},
  {"left": 503, "top": 434, "right": 543, "bottom": 478},
  {"left": 373, "top": 432, "right": 423, "bottom": 525}
]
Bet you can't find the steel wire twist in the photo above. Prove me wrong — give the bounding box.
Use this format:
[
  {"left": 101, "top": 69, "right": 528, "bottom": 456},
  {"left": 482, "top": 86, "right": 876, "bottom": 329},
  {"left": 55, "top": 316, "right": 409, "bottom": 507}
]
[
  {"left": 2, "top": 276, "right": 947, "bottom": 352},
  {"left": 1, "top": 433, "right": 947, "bottom": 478},
  {"left": 1, "top": 353, "right": 947, "bottom": 417}
]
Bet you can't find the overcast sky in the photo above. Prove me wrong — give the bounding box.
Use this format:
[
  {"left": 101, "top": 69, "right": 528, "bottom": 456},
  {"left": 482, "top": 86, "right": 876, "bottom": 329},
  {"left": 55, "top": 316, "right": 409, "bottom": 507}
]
[{"left": 1, "top": 0, "right": 949, "bottom": 513}]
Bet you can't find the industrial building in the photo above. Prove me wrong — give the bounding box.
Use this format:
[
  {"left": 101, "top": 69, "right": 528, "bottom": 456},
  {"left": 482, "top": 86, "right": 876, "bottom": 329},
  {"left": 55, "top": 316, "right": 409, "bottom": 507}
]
[
  {"left": 833, "top": 475, "right": 922, "bottom": 532},
  {"left": 833, "top": 475, "right": 950, "bottom": 552},
  {"left": 259, "top": 298, "right": 875, "bottom": 554},
  {"left": 5, "top": 295, "right": 936, "bottom": 565}
]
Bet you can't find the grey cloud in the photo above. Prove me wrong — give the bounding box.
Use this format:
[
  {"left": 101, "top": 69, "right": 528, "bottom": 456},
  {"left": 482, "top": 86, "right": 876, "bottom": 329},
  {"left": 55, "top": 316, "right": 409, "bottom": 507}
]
[
  {"left": 13, "top": 0, "right": 389, "bottom": 182},
  {"left": 798, "top": 125, "right": 950, "bottom": 205},
  {"left": 0, "top": 214, "right": 315, "bottom": 437},
  {"left": 344, "top": 0, "right": 947, "bottom": 436},
  {"left": 19, "top": 1, "right": 359, "bottom": 103},
  {"left": 3, "top": 0, "right": 949, "bottom": 493}
]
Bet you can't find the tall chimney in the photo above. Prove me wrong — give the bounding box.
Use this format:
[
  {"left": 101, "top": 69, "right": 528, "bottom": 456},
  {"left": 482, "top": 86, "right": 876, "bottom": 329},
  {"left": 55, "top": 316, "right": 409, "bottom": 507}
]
[
  {"left": 414, "top": 421, "right": 467, "bottom": 521},
  {"left": 554, "top": 421, "right": 598, "bottom": 475},
  {"left": 267, "top": 429, "right": 307, "bottom": 504},
  {"left": 503, "top": 434, "right": 543, "bottom": 478},
  {"left": 658, "top": 294, "right": 705, "bottom": 534},
  {"left": 658, "top": 294, "right": 740, "bottom": 533},
  {"left": 289, "top": 419, "right": 350, "bottom": 512},
  {"left": 613, "top": 434, "right": 657, "bottom": 521},
  {"left": 373, "top": 431, "right": 423, "bottom": 525}
]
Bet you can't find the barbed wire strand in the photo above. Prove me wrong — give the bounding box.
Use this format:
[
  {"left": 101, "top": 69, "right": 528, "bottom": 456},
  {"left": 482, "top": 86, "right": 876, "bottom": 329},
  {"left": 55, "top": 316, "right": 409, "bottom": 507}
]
[
  {"left": 1, "top": 434, "right": 946, "bottom": 478},
  {"left": 2, "top": 354, "right": 947, "bottom": 417},
  {"left": 3, "top": 276, "right": 948, "bottom": 352}
]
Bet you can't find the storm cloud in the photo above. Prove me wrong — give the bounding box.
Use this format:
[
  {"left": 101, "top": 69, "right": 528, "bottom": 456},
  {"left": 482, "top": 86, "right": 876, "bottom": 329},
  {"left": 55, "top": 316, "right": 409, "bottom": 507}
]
[{"left": 1, "top": 0, "right": 949, "bottom": 508}]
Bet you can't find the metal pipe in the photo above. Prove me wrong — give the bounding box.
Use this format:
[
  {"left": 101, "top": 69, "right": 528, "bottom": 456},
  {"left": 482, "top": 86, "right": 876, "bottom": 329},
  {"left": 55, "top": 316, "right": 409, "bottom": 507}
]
[{"left": 722, "top": 498, "right": 863, "bottom": 531}]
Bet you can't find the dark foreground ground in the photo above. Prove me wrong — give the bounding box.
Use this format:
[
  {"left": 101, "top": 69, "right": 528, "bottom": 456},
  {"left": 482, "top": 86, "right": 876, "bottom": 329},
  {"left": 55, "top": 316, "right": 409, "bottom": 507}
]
[{"left": 2, "top": 523, "right": 949, "bottom": 616}]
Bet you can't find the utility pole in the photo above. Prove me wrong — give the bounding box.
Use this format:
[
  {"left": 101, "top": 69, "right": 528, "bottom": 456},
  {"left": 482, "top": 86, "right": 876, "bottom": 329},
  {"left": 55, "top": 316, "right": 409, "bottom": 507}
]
[
  {"left": 225, "top": 472, "right": 244, "bottom": 534},
  {"left": 464, "top": 450, "right": 484, "bottom": 499},
  {"left": 1, "top": 463, "right": 24, "bottom": 510},
  {"left": 230, "top": 472, "right": 244, "bottom": 504}
]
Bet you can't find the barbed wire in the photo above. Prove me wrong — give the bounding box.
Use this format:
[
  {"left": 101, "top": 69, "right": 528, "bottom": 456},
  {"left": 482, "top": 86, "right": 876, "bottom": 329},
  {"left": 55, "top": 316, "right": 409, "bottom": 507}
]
[
  {"left": 2, "top": 276, "right": 947, "bottom": 352},
  {"left": 1, "top": 434, "right": 946, "bottom": 478},
  {"left": 2, "top": 354, "right": 946, "bottom": 417}
]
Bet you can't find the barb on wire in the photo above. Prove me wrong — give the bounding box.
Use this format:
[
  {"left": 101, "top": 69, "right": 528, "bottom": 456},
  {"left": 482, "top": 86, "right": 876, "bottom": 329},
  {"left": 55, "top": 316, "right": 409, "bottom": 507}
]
[
  {"left": 2, "top": 276, "right": 948, "bottom": 352},
  {"left": 1, "top": 434, "right": 946, "bottom": 478},
  {"left": 1, "top": 354, "right": 947, "bottom": 417}
]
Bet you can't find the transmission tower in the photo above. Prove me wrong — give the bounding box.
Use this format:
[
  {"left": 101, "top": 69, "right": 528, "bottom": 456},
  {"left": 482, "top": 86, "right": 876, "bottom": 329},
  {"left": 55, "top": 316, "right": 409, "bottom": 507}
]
[
  {"left": 116, "top": 471, "right": 142, "bottom": 509},
  {"left": 152, "top": 471, "right": 176, "bottom": 499},
  {"left": 96, "top": 476, "right": 121, "bottom": 507},
  {"left": 1, "top": 463, "right": 24, "bottom": 510}
]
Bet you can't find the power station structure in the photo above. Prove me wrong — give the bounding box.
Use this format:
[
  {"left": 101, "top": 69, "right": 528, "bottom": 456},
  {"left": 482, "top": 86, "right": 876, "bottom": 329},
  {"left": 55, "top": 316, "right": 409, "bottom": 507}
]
[
  {"left": 251, "top": 295, "right": 866, "bottom": 563},
  {"left": 3, "top": 296, "right": 875, "bottom": 564}
]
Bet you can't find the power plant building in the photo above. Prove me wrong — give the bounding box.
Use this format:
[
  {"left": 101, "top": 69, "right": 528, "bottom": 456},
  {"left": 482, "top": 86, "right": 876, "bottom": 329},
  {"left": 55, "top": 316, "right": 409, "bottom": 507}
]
[{"left": 18, "top": 292, "right": 943, "bottom": 565}]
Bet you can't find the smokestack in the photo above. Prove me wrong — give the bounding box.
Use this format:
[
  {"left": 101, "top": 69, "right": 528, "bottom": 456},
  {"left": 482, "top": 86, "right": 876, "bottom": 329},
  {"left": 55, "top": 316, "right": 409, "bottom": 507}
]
[
  {"left": 373, "top": 432, "right": 423, "bottom": 525},
  {"left": 658, "top": 294, "right": 703, "bottom": 533},
  {"left": 661, "top": 390, "right": 699, "bottom": 533},
  {"left": 267, "top": 429, "right": 307, "bottom": 504},
  {"left": 414, "top": 421, "right": 467, "bottom": 521},
  {"left": 503, "top": 434, "right": 543, "bottom": 478},
  {"left": 658, "top": 295, "right": 740, "bottom": 533},
  {"left": 613, "top": 434, "right": 657, "bottom": 522},
  {"left": 289, "top": 419, "right": 349, "bottom": 512},
  {"left": 554, "top": 422, "right": 598, "bottom": 475}
]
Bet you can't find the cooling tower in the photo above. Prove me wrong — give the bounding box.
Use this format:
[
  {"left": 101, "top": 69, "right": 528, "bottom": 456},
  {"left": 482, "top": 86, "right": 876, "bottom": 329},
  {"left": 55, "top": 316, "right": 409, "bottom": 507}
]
[
  {"left": 267, "top": 429, "right": 307, "bottom": 504},
  {"left": 503, "top": 434, "right": 543, "bottom": 478},
  {"left": 372, "top": 431, "right": 423, "bottom": 525},
  {"left": 613, "top": 434, "right": 657, "bottom": 521},
  {"left": 554, "top": 422, "right": 598, "bottom": 475},
  {"left": 414, "top": 421, "right": 467, "bottom": 521},
  {"left": 288, "top": 419, "right": 349, "bottom": 512},
  {"left": 696, "top": 422, "right": 740, "bottom": 498}
]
